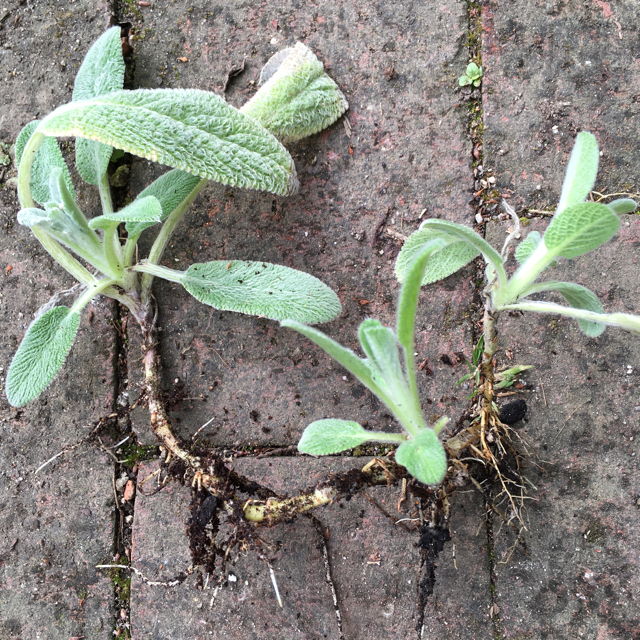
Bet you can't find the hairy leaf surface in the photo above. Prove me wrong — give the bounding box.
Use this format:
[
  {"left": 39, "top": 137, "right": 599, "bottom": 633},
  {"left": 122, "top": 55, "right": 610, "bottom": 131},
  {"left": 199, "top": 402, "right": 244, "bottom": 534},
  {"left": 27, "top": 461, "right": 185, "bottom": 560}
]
[
  {"left": 395, "top": 227, "right": 479, "bottom": 284},
  {"left": 6, "top": 307, "right": 80, "bottom": 407},
  {"left": 418, "top": 218, "right": 507, "bottom": 286},
  {"left": 557, "top": 132, "right": 599, "bottom": 213},
  {"left": 606, "top": 198, "right": 637, "bottom": 215},
  {"left": 543, "top": 202, "right": 619, "bottom": 259},
  {"left": 515, "top": 231, "right": 542, "bottom": 264},
  {"left": 89, "top": 196, "right": 163, "bottom": 232},
  {"left": 520, "top": 281, "right": 606, "bottom": 336},
  {"left": 16, "top": 122, "right": 74, "bottom": 206},
  {"left": 73, "top": 27, "right": 125, "bottom": 185},
  {"left": 127, "top": 169, "right": 203, "bottom": 237},
  {"left": 181, "top": 260, "right": 340, "bottom": 324},
  {"left": 395, "top": 429, "right": 447, "bottom": 485},
  {"left": 298, "top": 420, "right": 375, "bottom": 455},
  {"left": 281, "top": 320, "right": 396, "bottom": 408},
  {"left": 241, "top": 43, "right": 348, "bottom": 143},
  {"left": 37, "top": 89, "right": 298, "bottom": 195}
]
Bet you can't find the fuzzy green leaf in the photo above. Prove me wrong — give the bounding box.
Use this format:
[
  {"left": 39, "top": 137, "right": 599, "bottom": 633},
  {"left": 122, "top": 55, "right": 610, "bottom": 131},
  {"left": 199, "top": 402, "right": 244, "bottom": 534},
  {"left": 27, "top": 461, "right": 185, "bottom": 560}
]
[
  {"left": 395, "top": 429, "right": 447, "bottom": 485},
  {"left": 606, "top": 198, "right": 637, "bottom": 215},
  {"left": 6, "top": 307, "right": 81, "bottom": 407},
  {"left": 395, "top": 227, "right": 479, "bottom": 284},
  {"left": 241, "top": 43, "right": 348, "bottom": 143},
  {"left": 358, "top": 319, "right": 405, "bottom": 391},
  {"left": 543, "top": 202, "right": 620, "bottom": 259},
  {"left": 16, "top": 121, "right": 75, "bottom": 206},
  {"left": 514, "top": 231, "right": 542, "bottom": 264},
  {"left": 180, "top": 260, "right": 340, "bottom": 324},
  {"left": 298, "top": 419, "right": 375, "bottom": 455},
  {"left": 520, "top": 280, "right": 606, "bottom": 336},
  {"left": 128, "top": 169, "right": 203, "bottom": 237},
  {"left": 89, "top": 196, "right": 163, "bottom": 232},
  {"left": 281, "top": 320, "right": 396, "bottom": 407},
  {"left": 557, "top": 132, "right": 599, "bottom": 214},
  {"left": 418, "top": 218, "right": 507, "bottom": 286},
  {"left": 37, "top": 89, "right": 298, "bottom": 196},
  {"left": 73, "top": 27, "right": 125, "bottom": 184}
]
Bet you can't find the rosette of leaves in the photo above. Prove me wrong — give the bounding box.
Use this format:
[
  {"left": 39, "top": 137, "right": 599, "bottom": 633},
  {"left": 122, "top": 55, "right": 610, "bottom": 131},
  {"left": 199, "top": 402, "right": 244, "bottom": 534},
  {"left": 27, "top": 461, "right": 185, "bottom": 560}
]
[
  {"left": 395, "top": 131, "right": 640, "bottom": 337},
  {"left": 283, "top": 242, "right": 450, "bottom": 486},
  {"left": 458, "top": 62, "right": 482, "bottom": 87},
  {"left": 7, "top": 28, "right": 347, "bottom": 407}
]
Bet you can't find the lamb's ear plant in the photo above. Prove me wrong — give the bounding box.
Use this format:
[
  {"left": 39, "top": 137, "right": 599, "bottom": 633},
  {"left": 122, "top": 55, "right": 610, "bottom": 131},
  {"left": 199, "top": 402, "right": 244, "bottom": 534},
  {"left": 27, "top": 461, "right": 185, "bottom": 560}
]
[
  {"left": 395, "top": 131, "right": 638, "bottom": 441},
  {"left": 283, "top": 242, "right": 450, "bottom": 486},
  {"left": 7, "top": 30, "right": 348, "bottom": 474}
]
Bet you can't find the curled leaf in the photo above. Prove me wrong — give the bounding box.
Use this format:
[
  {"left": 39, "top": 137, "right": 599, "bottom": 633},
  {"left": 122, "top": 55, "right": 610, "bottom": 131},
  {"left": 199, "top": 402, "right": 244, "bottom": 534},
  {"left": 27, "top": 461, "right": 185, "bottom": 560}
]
[
  {"left": 241, "top": 43, "right": 348, "bottom": 143},
  {"left": 395, "top": 428, "right": 447, "bottom": 485}
]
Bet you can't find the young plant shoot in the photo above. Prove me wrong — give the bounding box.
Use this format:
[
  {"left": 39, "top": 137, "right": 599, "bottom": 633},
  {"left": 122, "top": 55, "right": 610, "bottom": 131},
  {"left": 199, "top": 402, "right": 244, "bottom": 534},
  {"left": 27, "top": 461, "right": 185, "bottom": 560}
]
[
  {"left": 283, "top": 242, "right": 450, "bottom": 486},
  {"left": 395, "top": 131, "right": 638, "bottom": 434},
  {"left": 6, "top": 30, "right": 348, "bottom": 478}
]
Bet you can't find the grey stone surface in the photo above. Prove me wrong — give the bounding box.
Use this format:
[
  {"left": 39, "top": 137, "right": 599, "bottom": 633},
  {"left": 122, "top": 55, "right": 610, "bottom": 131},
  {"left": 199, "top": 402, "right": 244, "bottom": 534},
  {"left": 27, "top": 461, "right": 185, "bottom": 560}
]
[
  {"left": 483, "top": 1, "right": 640, "bottom": 634},
  {"left": 123, "top": 0, "right": 476, "bottom": 449},
  {"left": 2, "top": 0, "right": 640, "bottom": 638},
  {"left": 0, "top": 2, "right": 117, "bottom": 637}
]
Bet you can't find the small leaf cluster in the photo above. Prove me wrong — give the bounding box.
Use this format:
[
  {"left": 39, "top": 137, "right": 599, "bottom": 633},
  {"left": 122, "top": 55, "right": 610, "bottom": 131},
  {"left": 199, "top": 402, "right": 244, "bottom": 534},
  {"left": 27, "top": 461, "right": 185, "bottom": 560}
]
[
  {"left": 459, "top": 62, "right": 483, "bottom": 87},
  {"left": 395, "top": 132, "right": 639, "bottom": 336},
  {"left": 284, "top": 242, "right": 450, "bottom": 486},
  {"left": 285, "top": 131, "right": 639, "bottom": 488},
  {"left": 6, "top": 29, "right": 348, "bottom": 407}
]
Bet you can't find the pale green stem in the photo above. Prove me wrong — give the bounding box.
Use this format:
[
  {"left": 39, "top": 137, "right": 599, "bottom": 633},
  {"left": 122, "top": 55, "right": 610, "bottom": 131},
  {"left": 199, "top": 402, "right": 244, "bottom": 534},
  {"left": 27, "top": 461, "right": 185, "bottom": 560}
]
[
  {"left": 364, "top": 431, "right": 409, "bottom": 444},
  {"left": 101, "top": 286, "right": 142, "bottom": 314},
  {"left": 100, "top": 220, "right": 123, "bottom": 278},
  {"left": 17, "top": 131, "right": 100, "bottom": 287},
  {"left": 69, "top": 278, "right": 118, "bottom": 314},
  {"left": 131, "top": 261, "right": 184, "bottom": 283},
  {"left": 499, "top": 241, "right": 557, "bottom": 305},
  {"left": 32, "top": 227, "right": 99, "bottom": 287},
  {"left": 499, "top": 300, "right": 640, "bottom": 334},
  {"left": 140, "top": 178, "right": 207, "bottom": 301},
  {"left": 121, "top": 235, "right": 140, "bottom": 294},
  {"left": 98, "top": 170, "right": 114, "bottom": 215},
  {"left": 98, "top": 171, "right": 126, "bottom": 275}
]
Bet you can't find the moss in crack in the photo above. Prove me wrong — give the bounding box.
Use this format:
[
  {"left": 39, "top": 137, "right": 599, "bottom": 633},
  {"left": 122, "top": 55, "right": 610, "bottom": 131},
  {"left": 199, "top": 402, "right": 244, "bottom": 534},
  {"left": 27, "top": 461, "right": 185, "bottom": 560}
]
[{"left": 118, "top": 442, "right": 158, "bottom": 466}]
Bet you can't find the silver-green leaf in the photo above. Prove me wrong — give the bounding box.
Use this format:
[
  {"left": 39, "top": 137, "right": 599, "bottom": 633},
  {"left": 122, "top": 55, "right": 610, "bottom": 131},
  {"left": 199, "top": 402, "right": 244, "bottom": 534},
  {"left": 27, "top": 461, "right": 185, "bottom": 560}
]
[
  {"left": 281, "top": 320, "right": 396, "bottom": 407},
  {"left": 515, "top": 231, "right": 542, "bottom": 264},
  {"left": 6, "top": 306, "right": 81, "bottom": 407},
  {"left": 89, "top": 196, "right": 163, "bottom": 232},
  {"left": 395, "top": 227, "right": 479, "bottom": 284},
  {"left": 395, "top": 428, "right": 447, "bottom": 485},
  {"left": 16, "top": 121, "right": 75, "bottom": 206},
  {"left": 519, "top": 280, "right": 606, "bottom": 336},
  {"left": 418, "top": 218, "right": 507, "bottom": 287},
  {"left": 241, "top": 43, "right": 348, "bottom": 143},
  {"left": 36, "top": 89, "right": 298, "bottom": 196},
  {"left": 73, "top": 26, "right": 126, "bottom": 185},
  {"left": 557, "top": 132, "right": 599, "bottom": 214},
  {"left": 298, "top": 419, "right": 374, "bottom": 455},
  {"left": 128, "top": 169, "right": 203, "bottom": 237},
  {"left": 543, "top": 202, "right": 620, "bottom": 259},
  {"left": 180, "top": 260, "right": 340, "bottom": 324},
  {"left": 606, "top": 198, "right": 637, "bottom": 215}
]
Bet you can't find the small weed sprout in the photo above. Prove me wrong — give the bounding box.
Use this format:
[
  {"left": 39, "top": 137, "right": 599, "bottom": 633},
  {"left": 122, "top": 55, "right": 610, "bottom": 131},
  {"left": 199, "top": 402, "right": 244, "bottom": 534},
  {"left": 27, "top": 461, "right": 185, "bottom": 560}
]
[
  {"left": 459, "top": 62, "right": 483, "bottom": 87},
  {"left": 6, "top": 30, "right": 348, "bottom": 482}
]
